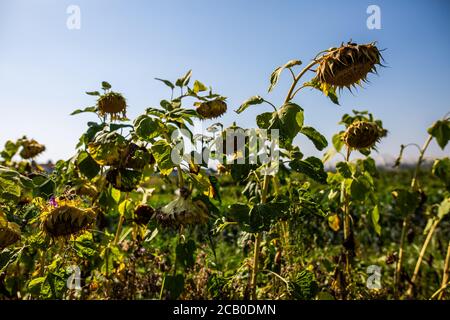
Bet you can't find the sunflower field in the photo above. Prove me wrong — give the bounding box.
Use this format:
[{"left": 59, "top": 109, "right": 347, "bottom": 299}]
[{"left": 0, "top": 41, "right": 449, "bottom": 301}]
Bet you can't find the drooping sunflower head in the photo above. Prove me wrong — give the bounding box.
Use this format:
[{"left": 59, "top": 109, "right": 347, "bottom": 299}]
[
  {"left": 105, "top": 168, "right": 142, "bottom": 192},
  {"left": 97, "top": 91, "right": 127, "bottom": 120},
  {"left": 0, "top": 212, "right": 21, "bottom": 249},
  {"left": 133, "top": 204, "right": 155, "bottom": 226},
  {"left": 343, "top": 120, "right": 386, "bottom": 150},
  {"left": 316, "top": 42, "right": 383, "bottom": 91},
  {"left": 19, "top": 138, "right": 46, "bottom": 159},
  {"left": 122, "top": 143, "right": 155, "bottom": 170},
  {"left": 40, "top": 198, "right": 95, "bottom": 239},
  {"left": 196, "top": 99, "right": 227, "bottom": 119}
]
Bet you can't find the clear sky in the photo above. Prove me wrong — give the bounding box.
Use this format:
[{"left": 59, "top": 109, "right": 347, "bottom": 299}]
[{"left": 1, "top": 0, "right": 449, "bottom": 164}]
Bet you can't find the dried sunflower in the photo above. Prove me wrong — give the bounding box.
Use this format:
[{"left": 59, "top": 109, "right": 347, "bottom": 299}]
[
  {"left": 106, "top": 168, "right": 142, "bottom": 192},
  {"left": 41, "top": 199, "right": 95, "bottom": 238},
  {"left": 196, "top": 99, "right": 227, "bottom": 119},
  {"left": 122, "top": 143, "right": 155, "bottom": 170},
  {"left": 19, "top": 139, "right": 46, "bottom": 159},
  {"left": 343, "top": 121, "right": 386, "bottom": 149},
  {"left": 133, "top": 204, "right": 155, "bottom": 225},
  {"left": 316, "top": 42, "right": 382, "bottom": 91},
  {"left": 97, "top": 91, "right": 127, "bottom": 120},
  {"left": 0, "top": 213, "right": 21, "bottom": 248},
  {"left": 155, "top": 188, "right": 209, "bottom": 228}
]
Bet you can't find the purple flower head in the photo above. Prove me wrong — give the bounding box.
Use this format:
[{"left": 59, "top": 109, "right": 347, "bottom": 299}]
[{"left": 49, "top": 196, "right": 58, "bottom": 208}]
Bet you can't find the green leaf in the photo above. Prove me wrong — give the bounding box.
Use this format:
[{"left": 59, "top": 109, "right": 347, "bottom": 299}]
[
  {"left": 349, "top": 176, "right": 371, "bottom": 201},
  {"left": 28, "top": 277, "right": 46, "bottom": 296},
  {"left": 175, "top": 70, "right": 192, "bottom": 87},
  {"left": 70, "top": 106, "right": 97, "bottom": 116},
  {"left": 268, "top": 60, "right": 302, "bottom": 92},
  {"left": 110, "top": 187, "right": 121, "bottom": 203},
  {"left": 392, "top": 189, "right": 421, "bottom": 216},
  {"left": 32, "top": 175, "right": 55, "bottom": 199},
  {"left": 101, "top": 81, "right": 112, "bottom": 90},
  {"left": 176, "top": 240, "right": 196, "bottom": 270},
  {"left": 300, "top": 127, "right": 328, "bottom": 151},
  {"left": 372, "top": 205, "right": 381, "bottom": 236},
  {"left": 256, "top": 112, "right": 273, "bottom": 129},
  {"left": 118, "top": 199, "right": 132, "bottom": 216},
  {"left": 0, "top": 167, "right": 34, "bottom": 203},
  {"left": 303, "top": 78, "right": 339, "bottom": 105},
  {"left": 290, "top": 156, "right": 327, "bottom": 184},
  {"left": 134, "top": 115, "right": 164, "bottom": 141},
  {"left": 432, "top": 158, "right": 450, "bottom": 190},
  {"left": 248, "top": 202, "right": 289, "bottom": 232},
  {"left": 192, "top": 80, "right": 208, "bottom": 93},
  {"left": 85, "top": 91, "right": 100, "bottom": 96},
  {"left": 155, "top": 78, "right": 175, "bottom": 90},
  {"left": 0, "top": 248, "right": 23, "bottom": 273},
  {"left": 427, "top": 120, "right": 450, "bottom": 150},
  {"left": 332, "top": 132, "right": 345, "bottom": 152},
  {"left": 227, "top": 203, "right": 251, "bottom": 225},
  {"left": 336, "top": 162, "right": 352, "bottom": 178},
  {"left": 438, "top": 198, "right": 450, "bottom": 220},
  {"left": 151, "top": 140, "right": 174, "bottom": 175},
  {"left": 235, "top": 95, "right": 264, "bottom": 114},
  {"left": 164, "top": 274, "right": 184, "bottom": 299},
  {"left": 274, "top": 103, "right": 304, "bottom": 146},
  {"left": 288, "top": 270, "right": 318, "bottom": 300},
  {"left": 77, "top": 151, "right": 100, "bottom": 179},
  {"left": 1, "top": 140, "right": 19, "bottom": 161}
]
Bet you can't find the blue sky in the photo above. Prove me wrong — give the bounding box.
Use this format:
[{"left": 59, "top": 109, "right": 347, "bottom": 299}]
[{"left": 0, "top": 0, "right": 449, "bottom": 163}]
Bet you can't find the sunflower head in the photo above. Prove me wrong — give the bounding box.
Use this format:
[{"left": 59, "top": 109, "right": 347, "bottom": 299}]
[
  {"left": 19, "top": 138, "right": 46, "bottom": 159},
  {"left": 133, "top": 204, "right": 155, "bottom": 226},
  {"left": 105, "top": 168, "right": 142, "bottom": 192},
  {"left": 40, "top": 199, "right": 95, "bottom": 238},
  {"left": 97, "top": 92, "right": 127, "bottom": 120},
  {"left": 196, "top": 99, "right": 227, "bottom": 119},
  {"left": 122, "top": 143, "right": 155, "bottom": 170},
  {"left": 0, "top": 212, "right": 21, "bottom": 249},
  {"left": 343, "top": 121, "right": 386, "bottom": 150},
  {"left": 316, "top": 42, "right": 382, "bottom": 91}
]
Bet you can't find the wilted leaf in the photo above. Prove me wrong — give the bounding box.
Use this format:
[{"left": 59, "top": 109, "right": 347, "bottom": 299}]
[
  {"left": 175, "top": 70, "right": 192, "bottom": 87},
  {"left": 427, "top": 120, "right": 450, "bottom": 150},
  {"left": 268, "top": 60, "right": 302, "bottom": 92},
  {"left": 236, "top": 95, "right": 264, "bottom": 114},
  {"left": 77, "top": 151, "right": 100, "bottom": 179},
  {"left": 71, "top": 106, "right": 97, "bottom": 116},
  {"left": 372, "top": 205, "right": 381, "bottom": 235},
  {"left": 151, "top": 140, "right": 174, "bottom": 175},
  {"left": 300, "top": 127, "right": 328, "bottom": 151},
  {"left": 192, "top": 80, "right": 208, "bottom": 93},
  {"left": 155, "top": 78, "right": 175, "bottom": 90}
]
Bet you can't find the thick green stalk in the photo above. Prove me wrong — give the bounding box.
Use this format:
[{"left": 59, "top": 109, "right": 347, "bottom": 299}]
[{"left": 284, "top": 60, "right": 319, "bottom": 103}]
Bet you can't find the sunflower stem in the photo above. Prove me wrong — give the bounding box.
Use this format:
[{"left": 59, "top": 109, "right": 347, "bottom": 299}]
[
  {"left": 407, "top": 217, "right": 440, "bottom": 297},
  {"left": 284, "top": 60, "right": 319, "bottom": 103}
]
